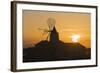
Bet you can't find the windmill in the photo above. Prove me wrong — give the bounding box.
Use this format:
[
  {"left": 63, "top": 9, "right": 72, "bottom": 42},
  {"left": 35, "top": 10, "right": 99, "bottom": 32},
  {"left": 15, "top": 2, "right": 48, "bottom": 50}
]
[{"left": 38, "top": 18, "right": 56, "bottom": 41}]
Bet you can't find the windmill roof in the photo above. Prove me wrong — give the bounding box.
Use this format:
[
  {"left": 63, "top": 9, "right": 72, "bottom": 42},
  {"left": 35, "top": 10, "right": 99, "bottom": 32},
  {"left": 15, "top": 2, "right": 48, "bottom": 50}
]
[{"left": 52, "top": 26, "right": 58, "bottom": 33}]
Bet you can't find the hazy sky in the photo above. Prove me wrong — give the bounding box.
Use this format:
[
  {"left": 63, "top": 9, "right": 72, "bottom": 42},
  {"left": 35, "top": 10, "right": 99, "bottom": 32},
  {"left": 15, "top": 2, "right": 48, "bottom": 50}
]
[{"left": 23, "top": 10, "right": 91, "bottom": 48}]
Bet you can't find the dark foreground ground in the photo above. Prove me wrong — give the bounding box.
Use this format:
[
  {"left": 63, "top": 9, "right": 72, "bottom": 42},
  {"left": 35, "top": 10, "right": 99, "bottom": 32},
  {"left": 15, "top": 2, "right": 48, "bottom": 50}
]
[{"left": 23, "top": 40, "right": 91, "bottom": 62}]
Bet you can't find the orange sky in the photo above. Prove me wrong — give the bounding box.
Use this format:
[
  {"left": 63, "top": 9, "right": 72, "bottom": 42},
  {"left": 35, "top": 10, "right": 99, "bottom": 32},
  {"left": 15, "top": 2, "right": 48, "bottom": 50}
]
[{"left": 23, "top": 10, "right": 91, "bottom": 48}]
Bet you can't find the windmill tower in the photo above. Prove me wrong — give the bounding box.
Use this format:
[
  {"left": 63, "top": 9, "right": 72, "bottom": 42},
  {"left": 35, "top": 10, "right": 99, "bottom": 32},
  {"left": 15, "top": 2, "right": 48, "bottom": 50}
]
[{"left": 39, "top": 18, "right": 59, "bottom": 44}]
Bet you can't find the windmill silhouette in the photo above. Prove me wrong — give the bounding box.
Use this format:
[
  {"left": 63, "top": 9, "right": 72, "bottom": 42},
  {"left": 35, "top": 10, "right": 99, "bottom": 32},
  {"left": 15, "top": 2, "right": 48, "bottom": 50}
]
[{"left": 39, "top": 18, "right": 59, "bottom": 43}]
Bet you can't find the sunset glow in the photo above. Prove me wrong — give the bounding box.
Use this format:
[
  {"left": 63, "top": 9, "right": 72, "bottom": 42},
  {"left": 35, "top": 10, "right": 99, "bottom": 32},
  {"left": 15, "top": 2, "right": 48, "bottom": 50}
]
[{"left": 23, "top": 10, "right": 91, "bottom": 48}]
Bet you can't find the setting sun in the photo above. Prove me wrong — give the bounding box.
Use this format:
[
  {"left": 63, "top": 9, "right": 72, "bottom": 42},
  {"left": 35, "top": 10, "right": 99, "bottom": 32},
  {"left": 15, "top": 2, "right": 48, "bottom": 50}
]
[{"left": 71, "top": 35, "right": 80, "bottom": 43}]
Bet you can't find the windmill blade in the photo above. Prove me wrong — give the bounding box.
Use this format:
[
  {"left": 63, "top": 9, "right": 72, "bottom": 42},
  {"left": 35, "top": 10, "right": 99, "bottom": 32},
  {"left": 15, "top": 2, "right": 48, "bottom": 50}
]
[
  {"left": 38, "top": 28, "right": 49, "bottom": 31},
  {"left": 46, "top": 32, "right": 50, "bottom": 41},
  {"left": 50, "top": 24, "right": 53, "bottom": 30},
  {"left": 48, "top": 23, "right": 53, "bottom": 31},
  {"left": 48, "top": 20, "right": 54, "bottom": 30},
  {"left": 51, "top": 23, "right": 55, "bottom": 30},
  {"left": 42, "top": 31, "right": 48, "bottom": 35},
  {"left": 38, "top": 28, "right": 51, "bottom": 32},
  {"left": 38, "top": 28, "right": 51, "bottom": 36},
  {"left": 47, "top": 18, "right": 56, "bottom": 30},
  {"left": 48, "top": 23, "right": 51, "bottom": 30}
]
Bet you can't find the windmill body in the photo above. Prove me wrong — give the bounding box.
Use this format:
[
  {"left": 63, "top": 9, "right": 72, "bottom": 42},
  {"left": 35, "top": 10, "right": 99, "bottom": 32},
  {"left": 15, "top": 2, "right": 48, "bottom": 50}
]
[{"left": 50, "top": 26, "right": 59, "bottom": 44}]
